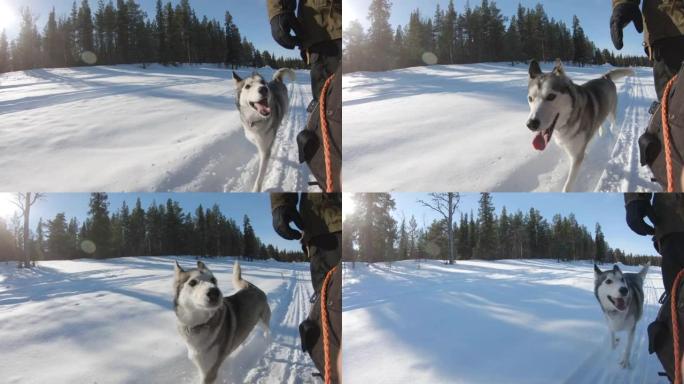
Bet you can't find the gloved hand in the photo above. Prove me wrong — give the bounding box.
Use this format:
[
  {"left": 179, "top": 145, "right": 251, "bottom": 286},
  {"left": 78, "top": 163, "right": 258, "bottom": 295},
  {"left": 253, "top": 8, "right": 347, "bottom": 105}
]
[
  {"left": 610, "top": 2, "right": 643, "bottom": 50},
  {"left": 626, "top": 199, "right": 656, "bottom": 236},
  {"left": 273, "top": 205, "right": 304, "bottom": 240},
  {"left": 270, "top": 11, "right": 305, "bottom": 50}
]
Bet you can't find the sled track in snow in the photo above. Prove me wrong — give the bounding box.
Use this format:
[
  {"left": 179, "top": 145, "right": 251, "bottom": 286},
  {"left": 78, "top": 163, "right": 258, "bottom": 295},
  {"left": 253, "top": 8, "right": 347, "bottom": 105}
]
[
  {"left": 595, "top": 74, "right": 661, "bottom": 192},
  {"left": 243, "top": 269, "right": 317, "bottom": 384}
]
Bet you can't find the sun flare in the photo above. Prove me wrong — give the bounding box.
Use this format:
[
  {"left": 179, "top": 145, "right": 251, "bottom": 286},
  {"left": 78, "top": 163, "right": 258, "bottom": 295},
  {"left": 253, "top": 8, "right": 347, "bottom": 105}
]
[
  {"left": 0, "top": 193, "right": 18, "bottom": 220},
  {"left": 342, "top": 194, "right": 356, "bottom": 220},
  {"left": 0, "top": 1, "right": 17, "bottom": 33}
]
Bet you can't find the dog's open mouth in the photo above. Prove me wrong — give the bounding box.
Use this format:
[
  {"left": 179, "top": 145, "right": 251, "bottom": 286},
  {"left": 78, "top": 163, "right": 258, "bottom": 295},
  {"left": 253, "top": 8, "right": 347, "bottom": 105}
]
[
  {"left": 250, "top": 98, "right": 271, "bottom": 117},
  {"left": 608, "top": 295, "right": 627, "bottom": 311},
  {"left": 532, "top": 113, "right": 560, "bottom": 151}
]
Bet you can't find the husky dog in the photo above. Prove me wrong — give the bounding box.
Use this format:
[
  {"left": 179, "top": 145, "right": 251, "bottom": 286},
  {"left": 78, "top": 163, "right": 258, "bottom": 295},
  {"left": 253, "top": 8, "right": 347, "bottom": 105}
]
[
  {"left": 174, "top": 260, "right": 271, "bottom": 384},
  {"left": 594, "top": 263, "right": 649, "bottom": 369},
  {"left": 233, "top": 68, "right": 295, "bottom": 192},
  {"left": 526, "top": 59, "right": 634, "bottom": 192}
]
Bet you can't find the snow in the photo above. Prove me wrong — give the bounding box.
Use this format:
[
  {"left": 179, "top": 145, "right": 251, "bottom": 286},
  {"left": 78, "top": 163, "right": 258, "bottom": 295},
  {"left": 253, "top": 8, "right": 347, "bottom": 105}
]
[
  {"left": 343, "top": 259, "right": 666, "bottom": 384},
  {"left": 0, "top": 256, "right": 317, "bottom": 383},
  {"left": 343, "top": 62, "right": 662, "bottom": 192},
  {"left": 0, "top": 64, "right": 316, "bottom": 192}
]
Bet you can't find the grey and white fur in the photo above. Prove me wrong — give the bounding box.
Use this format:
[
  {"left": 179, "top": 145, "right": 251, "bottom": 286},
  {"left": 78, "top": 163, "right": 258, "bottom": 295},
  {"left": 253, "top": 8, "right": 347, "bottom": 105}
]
[
  {"left": 174, "top": 260, "right": 271, "bottom": 384},
  {"left": 594, "top": 263, "right": 649, "bottom": 369},
  {"left": 527, "top": 59, "right": 634, "bottom": 192},
  {"left": 233, "top": 68, "right": 296, "bottom": 192}
]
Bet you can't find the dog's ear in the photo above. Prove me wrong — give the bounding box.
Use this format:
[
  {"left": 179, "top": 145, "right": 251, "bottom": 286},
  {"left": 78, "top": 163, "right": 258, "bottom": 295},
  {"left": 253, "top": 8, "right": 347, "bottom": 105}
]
[
  {"left": 612, "top": 264, "right": 621, "bottom": 273},
  {"left": 594, "top": 264, "right": 602, "bottom": 276},
  {"left": 174, "top": 260, "right": 185, "bottom": 276},
  {"left": 197, "top": 260, "right": 208, "bottom": 272},
  {"left": 552, "top": 59, "right": 565, "bottom": 76},
  {"left": 232, "top": 71, "right": 243, "bottom": 86},
  {"left": 529, "top": 60, "right": 542, "bottom": 79}
]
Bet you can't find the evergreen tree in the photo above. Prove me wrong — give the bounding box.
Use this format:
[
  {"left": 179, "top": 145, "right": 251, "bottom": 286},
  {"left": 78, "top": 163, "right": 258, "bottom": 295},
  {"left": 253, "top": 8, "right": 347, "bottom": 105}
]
[
  {"left": 87, "top": 192, "right": 111, "bottom": 258},
  {"left": 476, "top": 192, "right": 497, "bottom": 259},
  {"left": 47, "top": 213, "right": 71, "bottom": 259},
  {"left": 366, "top": 0, "right": 394, "bottom": 71},
  {"left": 0, "top": 29, "right": 10, "bottom": 72}
]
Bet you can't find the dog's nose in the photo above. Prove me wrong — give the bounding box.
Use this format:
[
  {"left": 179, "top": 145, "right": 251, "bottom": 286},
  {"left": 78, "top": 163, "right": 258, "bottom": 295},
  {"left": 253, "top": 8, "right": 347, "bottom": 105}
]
[
  {"left": 526, "top": 118, "right": 540, "bottom": 131},
  {"left": 258, "top": 86, "right": 268, "bottom": 97},
  {"left": 207, "top": 287, "right": 220, "bottom": 301},
  {"left": 619, "top": 287, "right": 628, "bottom": 296}
]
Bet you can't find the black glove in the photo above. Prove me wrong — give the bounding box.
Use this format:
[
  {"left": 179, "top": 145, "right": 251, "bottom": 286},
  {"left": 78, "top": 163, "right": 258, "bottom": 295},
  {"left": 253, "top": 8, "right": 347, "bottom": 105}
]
[
  {"left": 270, "top": 12, "right": 305, "bottom": 50},
  {"left": 610, "top": 2, "right": 643, "bottom": 50},
  {"left": 626, "top": 199, "right": 656, "bottom": 236},
  {"left": 273, "top": 205, "right": 304, "bottom": 240}
]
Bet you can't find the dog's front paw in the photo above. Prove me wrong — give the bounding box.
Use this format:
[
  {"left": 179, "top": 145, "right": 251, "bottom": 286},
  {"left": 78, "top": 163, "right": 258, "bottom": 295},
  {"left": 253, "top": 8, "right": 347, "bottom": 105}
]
[{"left": 619, "top": 357, "right": 632, "bottom": 369}]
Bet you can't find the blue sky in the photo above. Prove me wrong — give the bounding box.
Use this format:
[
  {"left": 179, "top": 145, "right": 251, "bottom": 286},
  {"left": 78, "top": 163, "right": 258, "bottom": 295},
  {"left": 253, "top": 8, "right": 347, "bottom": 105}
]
[
  {"left": 0, "top": 0, "right": 297, "bottom": 59},
  {"left": 343, "top": 0, "right": 646, "bottom": 56},
  {"left": 0, "top": 192, "right": 301, "bottom": 252},
  {"left": 363, "top": 193, "right": 657, "bottom": 257}
]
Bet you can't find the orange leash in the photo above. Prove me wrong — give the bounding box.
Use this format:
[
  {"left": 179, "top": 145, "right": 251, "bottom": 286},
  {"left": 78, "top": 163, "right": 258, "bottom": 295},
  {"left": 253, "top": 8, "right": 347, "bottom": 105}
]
[
  {"left": 661, "top": 74, "right": 679, "bottom": 192},
  {"left": 672, "top": 269, "right": 684, "bottom": 384},
  {"left": 320, "top": 265, "right": 337, "bottom": 384},
  {"left": 319, "top": 74, "right": 336, "bottom": 193}
]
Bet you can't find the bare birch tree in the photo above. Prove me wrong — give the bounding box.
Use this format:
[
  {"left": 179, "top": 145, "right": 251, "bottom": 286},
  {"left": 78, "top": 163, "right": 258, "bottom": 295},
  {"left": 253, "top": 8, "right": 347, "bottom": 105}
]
[{"left": 418, "top": 193, "right": 460, "bottom": 264}]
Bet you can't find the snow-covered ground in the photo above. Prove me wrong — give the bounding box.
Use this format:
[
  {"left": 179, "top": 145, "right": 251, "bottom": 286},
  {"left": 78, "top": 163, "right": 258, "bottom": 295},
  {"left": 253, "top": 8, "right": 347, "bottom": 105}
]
[
  {"left": 343, "top": 259, "right": 665, "bottom": 384},
  {"left": 343, "top": 62, "right": 662, "bottom": 192},
  {"left": 0, "top": 64, "right": 315, "bottom": 192},
  {"left": 0, "top": 256, "right": 317, "bottom": 383}
]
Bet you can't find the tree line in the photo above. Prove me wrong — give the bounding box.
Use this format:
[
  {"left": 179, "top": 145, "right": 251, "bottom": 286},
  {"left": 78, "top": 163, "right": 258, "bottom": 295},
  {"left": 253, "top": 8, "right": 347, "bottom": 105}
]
[
  {"left": 0, "top": 193, "right": 304, "bottom": 264},
  {"left": 343, "top": 193, "right": 660, "bottom": 267},
  {"left": 0, "top": 0, "right": 305, "bottom": 74},
  {"left": 344, "top": 0, "right": 650, "bottom": 73}
]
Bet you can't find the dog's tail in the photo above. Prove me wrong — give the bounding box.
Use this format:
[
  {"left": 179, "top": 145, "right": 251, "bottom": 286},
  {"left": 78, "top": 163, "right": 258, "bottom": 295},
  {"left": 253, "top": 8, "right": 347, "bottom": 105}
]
[
  {"left": 232, "top": 260, "right": 249, "bottom": 291},
  {"left": 604, "top": 67, "right": 635, "bottom": 82},
  {"left": 272, "top": 68, "right": 296, "bottom": 83}
]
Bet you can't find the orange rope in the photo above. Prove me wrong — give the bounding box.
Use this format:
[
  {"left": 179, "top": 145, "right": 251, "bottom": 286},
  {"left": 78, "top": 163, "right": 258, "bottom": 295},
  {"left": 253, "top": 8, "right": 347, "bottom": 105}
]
[
  {"left": 320, "top": 265, "right": 337, "bottom": 384},
  {"left": 661, "top": 75, "right": 679, "bottom": 193},
  {"left": 672, "top": 269, "right": 684, "bottom": 384},
  {"left": 319, "top": 74, "right": 336, "bottom": 193}
]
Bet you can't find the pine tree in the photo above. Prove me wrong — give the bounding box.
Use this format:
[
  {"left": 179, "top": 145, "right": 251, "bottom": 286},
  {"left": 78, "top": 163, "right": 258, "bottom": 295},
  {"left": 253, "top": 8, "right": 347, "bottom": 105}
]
[
  {"left": 243, "top": 215, "right": 257, "bottom": 260},
  {"left": 366, "top": 0, "right": 394, "bottom": 71},
  {"left": 476, "top": 192, "right": 496, "bottom": 259},
  {"left": 0, "top": 29, "right": 10, "bottom": 72},
  {"left": 78, "top": 0, "right": 94, "bottom": 54},
  {"left": 87, "top": 192, "right": 111, "bottom": 258},
  {"left": 47, "top": 213, "right": 71, "bottom": 259}
]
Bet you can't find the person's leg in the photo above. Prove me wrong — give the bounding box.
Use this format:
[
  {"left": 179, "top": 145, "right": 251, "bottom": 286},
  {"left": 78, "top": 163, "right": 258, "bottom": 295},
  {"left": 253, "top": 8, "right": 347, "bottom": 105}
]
[
  {"left": 308, "top": 39, "right": 342, "bottom": 101},
  {"left": 652, "top": 36, "right": 684, "bottom": 99},
  {"left": 659, "top": 232, "right": 684, "bottom": 293},
  {"left": 299, "top": 231, "right": 341, "bottom": 382}
]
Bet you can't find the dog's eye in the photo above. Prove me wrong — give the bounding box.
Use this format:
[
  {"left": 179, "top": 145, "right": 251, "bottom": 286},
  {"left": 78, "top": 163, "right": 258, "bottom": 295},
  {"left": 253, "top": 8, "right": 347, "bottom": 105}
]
[
  {"left": 528, "top": 96, "right": 533, "bottom": 102},
  {"left": 210, "top": 277, "right": 217, "bottom": 284},
  {"left": 546, "top": 94, "right": 557, "bottom": 101},
  {"left": 245, "top": 84, "right": 251, "bottom": 89},
  {"left": 606, "top": 279, "right": 612, "bottom": 285},
  {"left": 188, "top": 279, "right": 197, "bottom": 287}
]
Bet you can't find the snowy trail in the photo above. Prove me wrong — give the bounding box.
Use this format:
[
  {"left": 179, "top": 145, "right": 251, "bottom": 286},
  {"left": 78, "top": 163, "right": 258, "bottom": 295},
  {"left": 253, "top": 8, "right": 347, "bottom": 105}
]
[
  {"left": 343, "top": 259, "right": 666, "bottom": 384},
  {"left": 0, "top": 256, "right": 318, "bottom": 383},
  {"left": 0, "top": 64, "right": 315, "bottom": 192},
  {"left": 343, "top": 62, "right": 662, "bottom": 192}
]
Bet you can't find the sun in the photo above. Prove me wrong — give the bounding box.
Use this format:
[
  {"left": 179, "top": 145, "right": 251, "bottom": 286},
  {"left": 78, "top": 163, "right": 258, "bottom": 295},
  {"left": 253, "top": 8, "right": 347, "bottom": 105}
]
[
  {"left": 0, "top": 193, "right": 18, "bottom": 220},
  {"left": 342, "top": 193, "right": 356, "bottom": 220},
  {"left": 0, "top": 1, "right": 17, "bottom": 33},
  {"left": 342, "top": 0, "right": 365, "bottom": 28}
]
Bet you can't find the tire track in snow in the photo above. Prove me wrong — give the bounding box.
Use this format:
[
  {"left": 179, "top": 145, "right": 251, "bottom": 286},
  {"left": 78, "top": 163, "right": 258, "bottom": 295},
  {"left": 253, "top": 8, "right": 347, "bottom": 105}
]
[{"left": 243, "top": 269, "right": 317, "bottom": 384}]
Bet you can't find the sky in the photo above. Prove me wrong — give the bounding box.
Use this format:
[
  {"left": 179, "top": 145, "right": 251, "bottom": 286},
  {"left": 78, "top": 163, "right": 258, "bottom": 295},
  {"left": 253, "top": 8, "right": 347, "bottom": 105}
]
[
  {"left": 0, "top": 0, "right": 297, "bottom": 59},
  {"left": 0, "top": 192, "right": 301, "bottom": 252},
  {"left": 343, "top": 0, "right": 646, "bottom": 57},
  {"left": 344, "top": 193, "right": 659, "bottom": 257}
]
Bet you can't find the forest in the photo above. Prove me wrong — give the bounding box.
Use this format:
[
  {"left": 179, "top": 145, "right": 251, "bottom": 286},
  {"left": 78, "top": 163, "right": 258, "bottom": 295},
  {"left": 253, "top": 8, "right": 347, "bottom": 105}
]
[
  {"left": 342, "top": 193, "right": 660, "bottom": 267},
  {"left": 0, "top": 0, "right": 305, "bottom": 74},
  {"left": 0, "top": 193, "right": 304, "bottom": 264},
  {"left": 343, "top": 0, "right": 650, "bottom": 73}
]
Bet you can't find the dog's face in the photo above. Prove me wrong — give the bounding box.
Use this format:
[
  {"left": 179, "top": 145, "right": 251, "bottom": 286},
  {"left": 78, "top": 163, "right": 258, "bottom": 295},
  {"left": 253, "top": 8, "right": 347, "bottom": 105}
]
[
  {"left": 527, "top": 60, "right": 573, "bottom": 151},
  {"left": 233, "top": 71, "right": 271, "bottom": 119},
  {"left": 174, "top": 261, "right": 223, "bottom": 312},
  {"left": 595, "top": 264, "right": 631, "bottom": 312}
]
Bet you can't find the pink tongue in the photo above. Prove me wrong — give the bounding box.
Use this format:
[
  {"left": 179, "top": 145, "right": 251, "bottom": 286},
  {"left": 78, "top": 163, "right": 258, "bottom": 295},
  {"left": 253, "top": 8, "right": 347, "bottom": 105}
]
[
  {"left": 533, "top": 132, "right": 547, "bottom": 151},
  {"left": 256, "top": 102, "right": 270, "bottom": 115}
]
